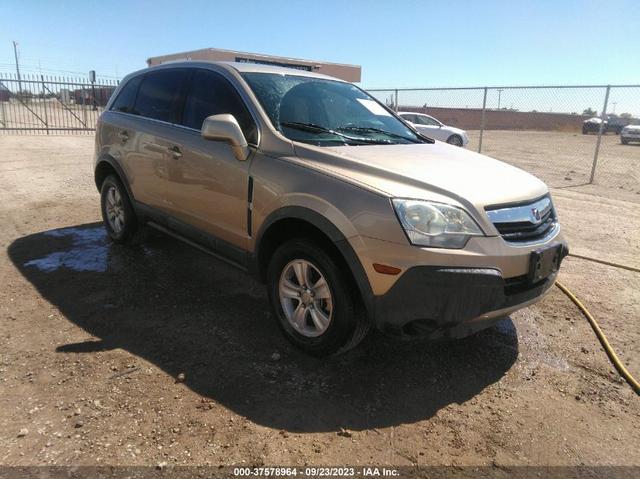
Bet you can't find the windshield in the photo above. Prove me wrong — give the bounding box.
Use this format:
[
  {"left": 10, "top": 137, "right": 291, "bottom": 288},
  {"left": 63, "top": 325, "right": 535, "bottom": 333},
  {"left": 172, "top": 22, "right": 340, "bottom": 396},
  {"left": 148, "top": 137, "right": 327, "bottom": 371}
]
[{"left": 241, "top": 72, "right": 425, "bottom": 146}]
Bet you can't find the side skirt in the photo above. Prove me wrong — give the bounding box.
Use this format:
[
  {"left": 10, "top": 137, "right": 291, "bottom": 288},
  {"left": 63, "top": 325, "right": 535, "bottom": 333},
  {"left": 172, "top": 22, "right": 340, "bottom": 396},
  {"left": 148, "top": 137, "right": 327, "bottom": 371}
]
[
  {"left": 146, "top": 222, "right": 248, "bottom": 272},
  {"left": 134, "top": 201, "right": 250, "bottom": 273}
]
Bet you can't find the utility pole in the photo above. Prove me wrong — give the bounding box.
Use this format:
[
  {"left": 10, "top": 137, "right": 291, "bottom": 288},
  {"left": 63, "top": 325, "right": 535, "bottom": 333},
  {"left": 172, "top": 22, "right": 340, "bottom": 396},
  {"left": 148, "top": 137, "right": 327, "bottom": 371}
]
[
  {"left": 497, "top": 88, "right": 504, "bottom": 109},
  {"left": 12, "top": 41, "right": 22, "bottom": 93},
  {"left": 612, "top": 102, "right": 617, "bottom": 114}
]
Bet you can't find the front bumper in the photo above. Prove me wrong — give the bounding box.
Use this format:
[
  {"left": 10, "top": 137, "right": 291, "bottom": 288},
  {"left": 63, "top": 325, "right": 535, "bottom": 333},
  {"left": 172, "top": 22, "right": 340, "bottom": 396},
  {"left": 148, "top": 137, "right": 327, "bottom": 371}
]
[{"left": 374, "top": 264, "right": 562, "bottom": 339}]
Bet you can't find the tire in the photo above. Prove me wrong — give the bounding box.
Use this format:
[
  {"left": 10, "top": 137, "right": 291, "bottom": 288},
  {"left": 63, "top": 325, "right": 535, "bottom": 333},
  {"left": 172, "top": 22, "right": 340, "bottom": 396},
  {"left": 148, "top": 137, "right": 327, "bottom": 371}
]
[
  {"left": 266, "top": 238, "right": 370, "bottom": 356},
  {"left": 621, "top": 138, "right": 629, "bottom": 145},
  {"left": 100, "top": 174, "right": 141, "bottom": 244},
  {"left": 446, "top": 134, "right": 463, "bottom": 147},
  {"left": 582, "top": 126, "right": 589, "bottom": 135}
]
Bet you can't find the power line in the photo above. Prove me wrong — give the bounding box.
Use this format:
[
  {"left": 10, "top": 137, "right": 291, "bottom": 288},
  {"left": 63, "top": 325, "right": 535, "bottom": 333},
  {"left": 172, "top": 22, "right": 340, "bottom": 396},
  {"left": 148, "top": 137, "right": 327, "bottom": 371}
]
[{"left": 12, "top": 41, "right": 22, "bottom": 91}]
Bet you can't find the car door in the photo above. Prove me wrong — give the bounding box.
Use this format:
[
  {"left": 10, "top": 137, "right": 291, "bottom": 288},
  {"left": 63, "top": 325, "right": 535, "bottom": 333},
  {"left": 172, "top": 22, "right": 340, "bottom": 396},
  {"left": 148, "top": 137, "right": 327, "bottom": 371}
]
[
  {"left": 164, "top": 68, "right": 259, "bottom": 259},
  {"left": 413, "top": 114, "right": 448, "bottom": 141},
  {"left": 120, "top": 68, "right": 191, "bottom": 213}
]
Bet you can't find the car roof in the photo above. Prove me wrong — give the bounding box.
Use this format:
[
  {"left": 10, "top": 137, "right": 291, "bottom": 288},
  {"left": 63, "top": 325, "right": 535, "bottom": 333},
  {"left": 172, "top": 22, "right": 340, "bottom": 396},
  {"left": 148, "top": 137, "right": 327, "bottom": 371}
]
[{"left": 138, "top": 60, "right": 342, "bottom": 82}]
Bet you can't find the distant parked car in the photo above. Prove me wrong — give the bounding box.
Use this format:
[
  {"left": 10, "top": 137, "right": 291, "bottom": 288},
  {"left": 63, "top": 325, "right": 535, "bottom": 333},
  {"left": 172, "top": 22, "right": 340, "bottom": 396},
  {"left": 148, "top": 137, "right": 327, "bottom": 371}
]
[
  {"left": 582, "top": 115, "right": 629, "bottom": 135},
  {"left": 621, "top": 125, "right": 640, "bottom": 144},
  {"left": 398, "top": 112, "right": 469, "bottom": 147}
]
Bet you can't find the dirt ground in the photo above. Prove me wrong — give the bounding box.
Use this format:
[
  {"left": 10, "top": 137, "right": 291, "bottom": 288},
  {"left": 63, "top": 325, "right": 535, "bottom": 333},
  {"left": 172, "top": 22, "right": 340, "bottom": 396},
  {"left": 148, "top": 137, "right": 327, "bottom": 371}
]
[
  {"left": 466, "top": 129, "right": 640, "bottom": 200},
  {"left": 0, "top": 135, "right": 638, "bottom": 471}
]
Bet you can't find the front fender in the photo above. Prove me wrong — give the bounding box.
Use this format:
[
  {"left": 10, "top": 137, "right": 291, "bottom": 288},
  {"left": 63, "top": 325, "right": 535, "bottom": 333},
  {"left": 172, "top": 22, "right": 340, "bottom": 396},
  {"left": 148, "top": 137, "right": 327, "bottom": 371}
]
[{"left": 253, "top": 205, "right": 375, "bottom": 319}]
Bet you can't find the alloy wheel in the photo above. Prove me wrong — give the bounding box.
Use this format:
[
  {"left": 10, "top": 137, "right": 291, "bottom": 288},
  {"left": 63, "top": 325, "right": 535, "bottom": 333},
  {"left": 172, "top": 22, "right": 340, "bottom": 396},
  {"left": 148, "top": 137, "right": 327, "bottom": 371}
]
[
  {"left": 105, "top": 185, "right": 125, "bottom": 234},
  {"left": 278, "top": 259, "right": 333, "bottom": 337}
]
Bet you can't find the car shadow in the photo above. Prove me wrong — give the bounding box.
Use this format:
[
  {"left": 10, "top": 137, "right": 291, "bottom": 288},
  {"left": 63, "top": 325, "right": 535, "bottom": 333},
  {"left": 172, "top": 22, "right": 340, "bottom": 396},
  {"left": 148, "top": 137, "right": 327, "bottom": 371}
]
[{"left": 8, "top": 223, "right": 519, "bottom": 433}]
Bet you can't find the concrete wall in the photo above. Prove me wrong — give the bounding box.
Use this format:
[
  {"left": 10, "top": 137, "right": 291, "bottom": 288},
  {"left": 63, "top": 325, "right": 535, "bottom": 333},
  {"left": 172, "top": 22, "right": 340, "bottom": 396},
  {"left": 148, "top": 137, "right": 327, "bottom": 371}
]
[
  {"left": 401, "top": 106, "right": 590, "bottom": 131},
  {"left": 147, "top": 48, "right": 362, "bottom": 83}
]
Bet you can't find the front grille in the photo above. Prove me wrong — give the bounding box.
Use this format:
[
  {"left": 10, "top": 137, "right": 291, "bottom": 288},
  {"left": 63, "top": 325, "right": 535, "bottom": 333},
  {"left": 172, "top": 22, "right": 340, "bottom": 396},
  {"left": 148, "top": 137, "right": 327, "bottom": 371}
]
[{"left": 486, "top": 196, "right": 557, "bottom": 244}]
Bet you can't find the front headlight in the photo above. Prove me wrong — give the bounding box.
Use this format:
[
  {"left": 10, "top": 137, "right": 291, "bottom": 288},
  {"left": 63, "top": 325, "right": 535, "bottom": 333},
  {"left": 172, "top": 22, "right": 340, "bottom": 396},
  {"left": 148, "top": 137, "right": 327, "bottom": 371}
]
[{"left": 392, "top": 199, "right": 484, "bottom": 248}]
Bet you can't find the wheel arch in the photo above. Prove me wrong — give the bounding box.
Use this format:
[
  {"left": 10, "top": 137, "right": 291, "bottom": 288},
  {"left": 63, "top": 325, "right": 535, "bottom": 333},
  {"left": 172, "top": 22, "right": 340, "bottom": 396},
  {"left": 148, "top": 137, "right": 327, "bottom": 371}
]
[
  {"left": 252, "top": 206, "right": 375, "bottom": 319},
  {"left": 446, "top": 133, "right": 463, "bottom": 144},
  {"left": 94, "top": 155, "right": 135, "bottom": 202}
]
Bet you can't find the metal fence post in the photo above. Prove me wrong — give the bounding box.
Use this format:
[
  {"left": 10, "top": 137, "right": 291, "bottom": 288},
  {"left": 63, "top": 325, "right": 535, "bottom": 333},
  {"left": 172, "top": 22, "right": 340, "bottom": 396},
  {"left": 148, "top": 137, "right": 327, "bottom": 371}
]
[
  {"left": 394, "top": 89, "right": 398, "bottom": 112},
  {"left": 0, "top": 97, "right": 5, "bottom": 128},
  {"left": 590, "top": 85, "right": 611, "bottom": 184},
  {"left": 40, "top": 75, "right": 49, "bottom": 135},
  {"left": 478, "top": 87, "right": 488, "bottom": 153}
]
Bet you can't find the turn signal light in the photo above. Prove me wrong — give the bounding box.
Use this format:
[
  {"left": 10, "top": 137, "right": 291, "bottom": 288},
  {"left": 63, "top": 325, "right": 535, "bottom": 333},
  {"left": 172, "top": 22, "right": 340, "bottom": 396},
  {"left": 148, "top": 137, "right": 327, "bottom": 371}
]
[{"left": 373, "top": 263, "right": 401, "bottom": 275}]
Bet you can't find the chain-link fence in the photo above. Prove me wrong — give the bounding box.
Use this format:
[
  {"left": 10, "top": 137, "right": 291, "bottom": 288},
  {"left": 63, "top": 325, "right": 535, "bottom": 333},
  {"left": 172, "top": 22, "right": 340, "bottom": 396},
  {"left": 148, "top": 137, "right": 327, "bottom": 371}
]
[
  {"left": 0, "top": 73, "right": 118, "bottom": 134},
  {"left": 1, "top": 75, "right": 638, "bottom": 192},
  {"left": 367, "top": 85, "right": 640, "bottom": 192}
]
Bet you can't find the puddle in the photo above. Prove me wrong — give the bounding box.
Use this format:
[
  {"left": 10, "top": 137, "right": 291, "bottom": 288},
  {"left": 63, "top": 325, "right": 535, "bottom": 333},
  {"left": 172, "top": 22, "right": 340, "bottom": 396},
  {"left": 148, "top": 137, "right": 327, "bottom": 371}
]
[
  {"left": 494, "top": 318, "right": 517, "bottom": 338},
  {"left": 512, "top": 309, "right": 571, "bottom": 372},
  {"left": 24, "top": 226, "right": 109, "bottom": 273}
]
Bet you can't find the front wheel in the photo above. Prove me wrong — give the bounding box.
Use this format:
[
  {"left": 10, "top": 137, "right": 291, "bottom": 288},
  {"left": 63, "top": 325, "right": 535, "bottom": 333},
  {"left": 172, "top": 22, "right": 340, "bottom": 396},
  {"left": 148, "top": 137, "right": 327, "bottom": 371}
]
[
  {"left": 267, "top": 239, "right": 369, "bottom": 356},
  {"left": 446, "top": 134, "right": 463, "bottom": 147},
  {"left": 621, "top": 138, "right": 629, "bottom": 145}
]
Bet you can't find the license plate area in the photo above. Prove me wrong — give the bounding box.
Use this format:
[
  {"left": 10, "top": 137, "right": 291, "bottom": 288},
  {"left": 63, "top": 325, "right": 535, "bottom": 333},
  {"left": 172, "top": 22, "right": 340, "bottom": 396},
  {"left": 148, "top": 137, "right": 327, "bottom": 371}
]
[{"left": 528, "top": 244, "right": 562, "bottom": 284}]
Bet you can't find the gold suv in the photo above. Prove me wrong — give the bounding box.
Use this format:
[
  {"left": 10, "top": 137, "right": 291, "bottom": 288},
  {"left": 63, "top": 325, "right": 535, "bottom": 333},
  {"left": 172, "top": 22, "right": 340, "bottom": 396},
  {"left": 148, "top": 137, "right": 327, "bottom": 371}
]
[{"left": 94, "top": 62, "right": 568, "bottom": 355}]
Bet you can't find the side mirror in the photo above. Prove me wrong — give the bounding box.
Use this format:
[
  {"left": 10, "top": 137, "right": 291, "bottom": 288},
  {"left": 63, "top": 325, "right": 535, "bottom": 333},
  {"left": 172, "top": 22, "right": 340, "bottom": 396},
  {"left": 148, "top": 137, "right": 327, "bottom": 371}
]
[{"left": 201, "top": 114, "right": 250, "bottom": 161}]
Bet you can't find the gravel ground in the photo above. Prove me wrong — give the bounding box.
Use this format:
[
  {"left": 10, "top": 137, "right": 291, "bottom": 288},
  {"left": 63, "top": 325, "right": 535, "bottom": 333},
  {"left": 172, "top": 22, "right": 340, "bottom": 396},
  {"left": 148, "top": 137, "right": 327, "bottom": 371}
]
[{"left": 0, "top": 135, "right": 638, "bottom": 470}]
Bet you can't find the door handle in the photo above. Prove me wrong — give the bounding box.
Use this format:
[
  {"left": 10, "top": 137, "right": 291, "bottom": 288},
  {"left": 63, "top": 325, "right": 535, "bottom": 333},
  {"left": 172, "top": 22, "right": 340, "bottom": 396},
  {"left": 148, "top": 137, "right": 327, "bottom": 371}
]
[
  {"left": 168, "top": 145, "right": 182, "bottom": 159},
  {"left": 142, "top": 141, "right": 166, "bottom": 153},
  {"left": 118, "top": 130, "right": 129, "bottom": 142}
]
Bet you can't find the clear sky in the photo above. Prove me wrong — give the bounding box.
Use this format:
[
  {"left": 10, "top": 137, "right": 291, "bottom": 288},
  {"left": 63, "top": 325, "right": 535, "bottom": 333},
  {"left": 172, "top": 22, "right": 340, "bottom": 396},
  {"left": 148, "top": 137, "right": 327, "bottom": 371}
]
[{"left": 2, "top": 0, "right": 639, "bottom": 88}]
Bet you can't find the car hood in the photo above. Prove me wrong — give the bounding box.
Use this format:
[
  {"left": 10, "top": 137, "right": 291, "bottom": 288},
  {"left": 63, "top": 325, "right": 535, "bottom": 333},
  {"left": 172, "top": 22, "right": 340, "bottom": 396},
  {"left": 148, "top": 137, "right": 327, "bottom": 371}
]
[{"left": 293, "top": 141, "right": 548, "bottom": 211}]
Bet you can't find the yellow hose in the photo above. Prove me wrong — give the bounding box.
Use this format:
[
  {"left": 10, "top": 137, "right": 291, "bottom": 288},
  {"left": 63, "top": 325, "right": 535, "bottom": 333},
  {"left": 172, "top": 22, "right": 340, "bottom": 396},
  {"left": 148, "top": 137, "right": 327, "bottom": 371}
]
[{"left": 555, "top": 281, "right": 640, "bottom": 395}]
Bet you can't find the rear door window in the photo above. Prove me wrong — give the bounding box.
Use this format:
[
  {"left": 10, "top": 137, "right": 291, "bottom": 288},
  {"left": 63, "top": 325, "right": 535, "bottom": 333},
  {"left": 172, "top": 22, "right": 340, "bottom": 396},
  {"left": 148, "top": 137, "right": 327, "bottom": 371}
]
[
  {"left": 417, "top": 115, "right": 439, "bottom": 126},
  {"left": 133, "top": 69, "right": 190, "bottom": 123},
  {"left": 110, "top": 75, "right": 142, "bottom": 113},
  {"left": 182, "top": 69, "right": 258, "bottom": 145}
]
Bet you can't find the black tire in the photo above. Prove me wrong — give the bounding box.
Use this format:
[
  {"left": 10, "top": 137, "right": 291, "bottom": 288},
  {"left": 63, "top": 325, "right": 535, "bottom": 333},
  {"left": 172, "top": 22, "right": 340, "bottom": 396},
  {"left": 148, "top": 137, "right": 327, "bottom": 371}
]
[
  {"left": 582, "top": 126, "right": 589, "bottom": 135},
  {"left": 621, "top": 138, "right": 629, "bottom": 145},
  {"left": 446, "top": 134, "right": 463, "bottom": 147},
  {"left": 266, "top": 238, "right": 370, "bottom": 356},
  {"left": 100, "top": 174, "right": 141, "bottom": 244}
]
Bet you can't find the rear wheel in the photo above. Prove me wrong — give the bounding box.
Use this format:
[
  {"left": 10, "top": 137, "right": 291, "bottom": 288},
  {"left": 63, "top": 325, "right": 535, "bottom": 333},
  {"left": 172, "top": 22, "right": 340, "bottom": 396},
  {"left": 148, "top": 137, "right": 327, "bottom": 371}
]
[
  {"left": 267, "top": 239, "right": 369, "bottom": 356},
  {"left": 100, "top": 174, "right": 140, "bottom": 244},
  {"left": 446, "top": 134, "right": 463, "bottom": 147}
]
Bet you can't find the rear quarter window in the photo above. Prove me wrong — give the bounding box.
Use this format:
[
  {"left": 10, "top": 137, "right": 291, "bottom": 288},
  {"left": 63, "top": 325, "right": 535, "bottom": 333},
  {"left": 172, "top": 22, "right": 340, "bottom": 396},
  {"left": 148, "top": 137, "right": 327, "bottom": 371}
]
[{"left": 110, "top": 75, "right": 142, "bottom": 113}]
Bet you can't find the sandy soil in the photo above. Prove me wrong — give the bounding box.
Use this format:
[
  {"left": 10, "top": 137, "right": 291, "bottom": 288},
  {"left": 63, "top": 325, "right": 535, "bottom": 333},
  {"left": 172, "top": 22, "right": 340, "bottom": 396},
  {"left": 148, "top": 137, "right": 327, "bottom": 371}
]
[
  {"left": 467, "top": 130, "right": 640, "bottom": 200},
  {"left": 0, "top": 135, "right": 638, "bottom": 471}
]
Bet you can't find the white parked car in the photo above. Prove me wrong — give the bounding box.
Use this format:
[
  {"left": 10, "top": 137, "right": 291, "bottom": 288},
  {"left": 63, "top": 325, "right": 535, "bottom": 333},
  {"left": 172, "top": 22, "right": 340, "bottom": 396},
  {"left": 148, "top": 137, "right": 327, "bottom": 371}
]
[
  {"left": 398, "top": 112, "right": 469, "bottom": 147},
  {"left": 621, "top": 125, "right": 640, "bottom": 144}
]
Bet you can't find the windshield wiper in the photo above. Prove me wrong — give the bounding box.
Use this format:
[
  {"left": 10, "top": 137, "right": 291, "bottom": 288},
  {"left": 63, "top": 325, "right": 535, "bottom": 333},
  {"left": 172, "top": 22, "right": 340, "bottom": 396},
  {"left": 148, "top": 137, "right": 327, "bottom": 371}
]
[
  {"left": 336, "top": 126, "right": 423, "bottom": 143},
  {"left": 280, "top": 121, "right": 394, "bottom": 145}
]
